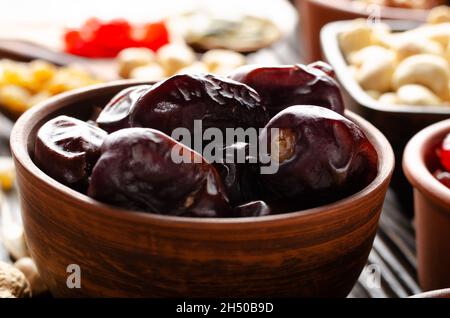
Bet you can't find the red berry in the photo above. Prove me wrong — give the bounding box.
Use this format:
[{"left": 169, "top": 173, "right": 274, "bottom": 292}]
[
  {"left": 138, "top": 21, "right": 170, "bottom": 51},
  {"left": 440, "top": 133, "right": 450, "bottom": 172}
]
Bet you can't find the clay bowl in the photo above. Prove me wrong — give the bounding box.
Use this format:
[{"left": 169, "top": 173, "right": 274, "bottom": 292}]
[
  {"left": 296, "top": 0, "right": 429, "bottom": 62},
  {"left": 403, "top": 119, "right": 450, "bottom": 292},
  {"left": 10, "top": 81, "right": 394, "bottom": 297},
  {"left": 320, "top": 19, "right": 450, "bottom": 213}
]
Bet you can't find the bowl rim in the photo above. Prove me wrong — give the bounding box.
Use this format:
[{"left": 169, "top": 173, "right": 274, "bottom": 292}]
[
  {"left": 403, "top": 118, "right": 450, "bottom": 209},
  {"left": 307, "top": 0, "right": 430, "bottom": 18},
  {"left": 10, "top": 80, "right": 395, "bottom": 227},
  {"left": 320, "top": 19, "right": 450, "bottom": 115}
]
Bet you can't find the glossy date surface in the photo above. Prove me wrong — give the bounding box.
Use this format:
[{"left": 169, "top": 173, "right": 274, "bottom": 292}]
[
  {"left": 258, "top": 105, "right": 378, "bottom": 211},
  {"left": 87, "top": 128, "right": 231, "bottom": 217},
  {"left": 129, "top": 73, "right": 268, "bottom": 135},
  {"left": 229, "top": 63, "right": 344, "bottom": 118},
  {"left": 34, "top": 115, "right": 107, "bottom": 189}
]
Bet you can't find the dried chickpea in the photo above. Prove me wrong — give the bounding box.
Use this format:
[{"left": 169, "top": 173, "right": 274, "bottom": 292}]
[
  {"left": 156, "top": 43, "right": 196, "bottom": 76},
  {"left": 14, "top": 258, "right": 47, "bottom": 296},
  {"left": 202, "top": 49, "right": 246, "bottom": 74},
  {"left": 130, "top": 63, "right": 165, "bottom": 81},
  {"left": 117, "top": 47, "right": 155, "bottom": 78}
]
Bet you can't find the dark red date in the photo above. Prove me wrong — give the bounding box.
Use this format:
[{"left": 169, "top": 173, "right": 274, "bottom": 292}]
[
  {"left": 258, "top": 105, "right": 378, "bottom": 211},
  {"left": 229, "top": 63, "right": 344, "bottom": 118},
  {"left": 96, "top": 85, "right": 151, "bottom": 133},
  {"left": 129, "top": 74, "right": 268, "bottom": 136},
  {"left": 34, "top": 115, "right": 107, "bottom": 189},
  {"left": 87, "top": 127, "right": 231, "bottom": 217}
]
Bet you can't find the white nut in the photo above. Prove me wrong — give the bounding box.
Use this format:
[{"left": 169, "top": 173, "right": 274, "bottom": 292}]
[
  {"left": 14, "top": 257, "right": 47, "bottom": 296},
  {"left": 202, "top": 49, "right": 246, "bottom": 75},
  {"left": 407, "top": 23, "right": 450, "bottom": 47},
  {"left": 156, "top": 43, "right": 196, "bottom": 76},
  {"left": 378, "top": 92, "right": 400, "bottom": 105},
  {"left": 339, "top": 19, "right": 374, "bottom": 57},
  {"left": 129, "top": 63, "right": 165, "bottom": 82},
  {"left": 397, "top": 84, "right": 442, "bottom": 106},
  {"left": 117, "top": 48, "right": 155, "bottom": 79},
  {"left": 392, "top": 54, "right": 450, "bottom": 99},
  {"left": 427, "top": 5, "right": 450, "bottom": 24},
  {"left": 177, "top": 61, "right": 209, "bottom": 75},
  {"left": 348, "top": 45, "right": 395, "bottom": 67},
  {"left": 355, "top": 49, "right": 396, "bottom": 92},
  {"left": 394, "top": 37, "right": 444, "bottom": 60}
]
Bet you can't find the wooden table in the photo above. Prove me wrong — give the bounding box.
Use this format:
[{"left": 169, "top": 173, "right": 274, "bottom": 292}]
[{"left": 0, "top": 29, "right": 421, "bottom": 298}]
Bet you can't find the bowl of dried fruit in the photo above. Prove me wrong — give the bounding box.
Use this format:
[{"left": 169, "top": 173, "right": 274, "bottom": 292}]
[
  {"left": 403, "top": 118, "right": 450, "bottom": 292},
  {"left": 10, "top": 64, "right": 394, "bottom": 297}
]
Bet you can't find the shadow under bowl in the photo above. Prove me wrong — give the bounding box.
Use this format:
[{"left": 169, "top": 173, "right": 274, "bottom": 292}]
[
  {"left": 10, "top": 81, "right": 394, "bottom": 297},
  {"left": 403, "top": 119, "right": 450, "bottom": 292}
]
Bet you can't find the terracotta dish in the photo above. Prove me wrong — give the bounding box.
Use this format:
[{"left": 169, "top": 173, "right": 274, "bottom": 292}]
[
  {"left": 403, "top": 118, "right": 450, "bottom": 292},
  {"left": 10, "top": 81, "right": 394, "bottom": 297}
]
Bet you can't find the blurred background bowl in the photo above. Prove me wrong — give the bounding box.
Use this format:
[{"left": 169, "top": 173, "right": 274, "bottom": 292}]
[
  {"left": 296, "top": 0, "right": 429, "bottom": 62},
  {"left": 10, "top": 81, "right": 394, "bottom": 297},
  {"left": 403, "top": 118, "right": 450, "bottom": 292},
  {"left": 320, "top": 19, "right": 450, "bottom": 214}
]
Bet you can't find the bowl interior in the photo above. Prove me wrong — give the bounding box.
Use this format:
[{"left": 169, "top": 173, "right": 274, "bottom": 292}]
[
  {"left": 11, "top": 81, "right": 395, "bottom": 225},
  {"left": 403, "top": 119, "right": 450, "bottom": 208},
  {"left": 320, "top": 19, "right": 450, "bottom": 115}
]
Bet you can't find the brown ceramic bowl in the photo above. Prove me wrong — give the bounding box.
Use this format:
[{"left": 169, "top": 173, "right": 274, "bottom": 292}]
[
  {"left": 10, "top": 81, "right": 394, "bottom": 297},
  {"left": 296, "top": 0, "right": 429, "bottom": 62},
  {"left": 320, "top": 19, "right": 450, "bottom": 213},
  {"left": 403, "top": 119, "right": 450, "bottom": 292}
]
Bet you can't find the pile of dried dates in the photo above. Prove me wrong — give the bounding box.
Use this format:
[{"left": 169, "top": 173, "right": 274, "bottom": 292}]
[{"left": 34, "top": 63, "right": 378, "bottom": 218}]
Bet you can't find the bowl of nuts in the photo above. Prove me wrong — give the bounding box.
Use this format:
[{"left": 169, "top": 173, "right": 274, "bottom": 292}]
[
  {"left": 320, "top": 11, "right": 450, "bottom": 208},
  {"left": 403, "top": 118, "right": 450, "bottom": 292},
  {"left": 10, "top": 65, "right": 394, "bottom": 297}
]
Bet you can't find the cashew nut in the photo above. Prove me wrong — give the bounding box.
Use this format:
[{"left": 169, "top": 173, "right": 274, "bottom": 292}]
[
  {"left": 177, "top": 62, "right": 209, "bottom": 75},
  {"left": 394, "top": 37, "right": 444, "bottom": 60},
  {"left": 355, "top": 48, "right": 396, "bottom": 92},
  {"left": 378, "top": 92, "right": 400, "bottom": 105},
  {"left": 348, "top": 45, "right": 395, "bottom": 67},
  {"left": 339, "top": 19, "right": 373, "bottom": 57},
  {"left": 427, "top": 6, "right": 450, "bottom": 24},
  {"left": 397, "top": 84, "right": 443, "bottom": 106},
  {"left": 0, "top": 261, "right": 31, "bottom": 298},
  {"left": 117, "top": 47, "right": 155, "bottom": 79},
  {"left": 392, "top": 54, "right": 450, "bottom": 99}
]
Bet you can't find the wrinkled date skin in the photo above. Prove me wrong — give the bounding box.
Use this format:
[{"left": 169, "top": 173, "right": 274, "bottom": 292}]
[
  {"left": 129, "top": 74, "right": 268, "bottom": 135},
  {"left": 87, "top": 128, "right": 231, "bottom": 217},
  {"left": 34, "top": 115, "right": 107, "bottom": 189},
  {"left": 229, "top": 63, "right": 344, "bottom": 118},
  {"left": 258, "top": 105, "right": 378, "bottom": 211},
  {"left": 96, "top": 85, "right": 151, "bottom": 133}
]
